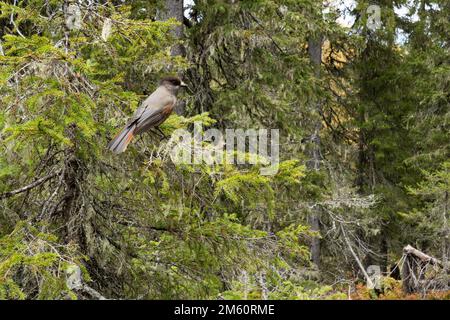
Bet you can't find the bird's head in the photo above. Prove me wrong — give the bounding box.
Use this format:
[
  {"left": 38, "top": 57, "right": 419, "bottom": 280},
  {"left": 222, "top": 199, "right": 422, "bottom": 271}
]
[{"left": 160, "top": 76, "right": 188, "bottom": 95}]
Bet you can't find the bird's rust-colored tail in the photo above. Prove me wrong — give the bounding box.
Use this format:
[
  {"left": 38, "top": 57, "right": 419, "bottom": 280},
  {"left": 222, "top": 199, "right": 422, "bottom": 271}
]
[{"left": 107, "top": 124, "right": 136, "bottom": 154}]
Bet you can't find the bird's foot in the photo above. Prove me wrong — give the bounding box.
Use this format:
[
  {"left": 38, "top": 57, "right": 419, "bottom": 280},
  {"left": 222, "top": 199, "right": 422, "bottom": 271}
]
[{"left": 156, "top": 127, "right": 168, "bottom": 141}]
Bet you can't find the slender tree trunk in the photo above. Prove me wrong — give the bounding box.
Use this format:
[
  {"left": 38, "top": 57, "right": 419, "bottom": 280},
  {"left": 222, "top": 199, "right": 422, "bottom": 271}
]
[
  {"left": 380, "top": 235, "right": 388, "bottom": 273},
  {"left": 158, "top": 0, "right": 186, "bottom": 115},
  {"left": 443, "top": 191, "right": 449, "bottom": 273},
  {"left": 307, "top": 36, "right": 323, "bottom": 268},
  {"left": 62, "top": 123, "right": 85, "bottom": 248},
  {"left": 158, "top": 0, "right": 186, "bottom": 57}
]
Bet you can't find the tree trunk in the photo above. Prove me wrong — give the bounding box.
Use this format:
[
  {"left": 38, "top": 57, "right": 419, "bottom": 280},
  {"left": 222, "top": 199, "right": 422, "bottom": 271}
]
[
  {"left": 443, "top": 191, "right": 449, "bottom": 272},
  {"left": 158, "top": 0, "right": 186, "bottom": 57},
  {"left": 307, "top": 36, "right": 323, "bottom": 268},
  {"left": 61, "top": 123, "right": 85, "bottom": 247},
  {"left": 158, "top": 0, "right": 186, "bottom": 115},
  {"left": 380, "top": 235, "right": 388, "bottom": 273}
]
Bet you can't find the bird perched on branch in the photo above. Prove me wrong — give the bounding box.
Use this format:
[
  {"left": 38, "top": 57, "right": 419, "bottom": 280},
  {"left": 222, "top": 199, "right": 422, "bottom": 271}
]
[{"left": 107, "top": 76, "right": 187, "bottom": 154}]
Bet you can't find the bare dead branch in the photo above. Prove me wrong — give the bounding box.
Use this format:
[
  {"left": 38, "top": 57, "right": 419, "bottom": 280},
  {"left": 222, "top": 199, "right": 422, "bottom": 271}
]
[
  {"left": 340, "top": 223, "right": 374, "bottom": 288},
  {"left": 0, "top": 169, "right": 62, "bottom": 200}
]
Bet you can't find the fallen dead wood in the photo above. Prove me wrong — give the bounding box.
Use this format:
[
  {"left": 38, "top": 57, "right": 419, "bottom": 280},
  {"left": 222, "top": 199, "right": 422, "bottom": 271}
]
[
  {"left": 402, "top": 244, "right": 449, "bottom": 294},
  {"left": 403, "top": 245, "right": 442, "bottom": 267}
]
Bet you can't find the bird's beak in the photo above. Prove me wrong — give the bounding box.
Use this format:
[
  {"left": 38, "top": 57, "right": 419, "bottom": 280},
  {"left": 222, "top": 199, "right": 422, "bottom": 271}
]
[{"left": 180, "top": 80, "right": 188, "bottom": 88}]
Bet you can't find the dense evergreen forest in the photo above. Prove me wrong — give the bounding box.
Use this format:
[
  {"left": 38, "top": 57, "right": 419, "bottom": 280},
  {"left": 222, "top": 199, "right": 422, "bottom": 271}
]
[{"left": 0, "top": 0, "right": 448, "bottom": 300}]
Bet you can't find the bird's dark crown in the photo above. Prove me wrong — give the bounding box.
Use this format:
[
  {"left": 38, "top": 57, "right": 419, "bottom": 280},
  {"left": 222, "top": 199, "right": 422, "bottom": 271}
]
[{"left": 160, "top": 76, "right": 182, "bottom": 86}]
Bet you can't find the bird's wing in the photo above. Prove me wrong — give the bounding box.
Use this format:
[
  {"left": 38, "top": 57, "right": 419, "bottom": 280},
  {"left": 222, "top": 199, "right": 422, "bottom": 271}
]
[
  {"left": 133, "top": 103, "right": 175, "bottom": 134},
  {"left": 127, "top": 86, "right": 174, "bottom": 125}
]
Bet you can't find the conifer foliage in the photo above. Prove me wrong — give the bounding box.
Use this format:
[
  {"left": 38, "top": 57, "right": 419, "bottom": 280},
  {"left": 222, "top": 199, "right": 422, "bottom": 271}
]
[{"left": 0, "top": 0, "right": 448, "bottom": 299}]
